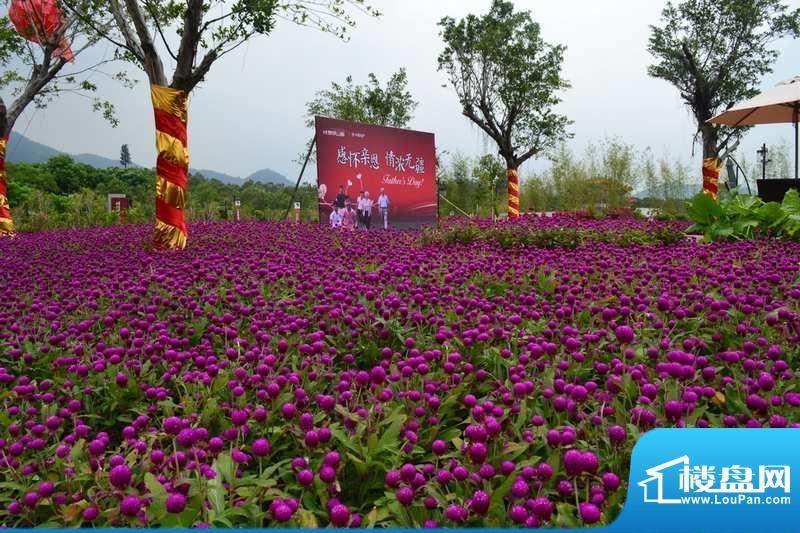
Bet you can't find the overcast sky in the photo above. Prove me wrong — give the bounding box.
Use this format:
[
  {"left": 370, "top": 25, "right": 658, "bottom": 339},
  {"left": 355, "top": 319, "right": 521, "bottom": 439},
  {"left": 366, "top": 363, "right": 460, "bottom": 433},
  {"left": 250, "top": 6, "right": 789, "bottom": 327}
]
[{"left": 7, "top": 0, "right": 800, "bottom": 181}]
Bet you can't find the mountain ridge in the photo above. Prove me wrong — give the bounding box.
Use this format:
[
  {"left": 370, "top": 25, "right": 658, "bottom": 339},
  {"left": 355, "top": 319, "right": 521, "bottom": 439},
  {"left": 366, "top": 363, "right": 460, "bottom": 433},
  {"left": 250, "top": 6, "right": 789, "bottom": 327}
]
[{"left": 5, "top": 132, "right": 292, "bottom": 186}]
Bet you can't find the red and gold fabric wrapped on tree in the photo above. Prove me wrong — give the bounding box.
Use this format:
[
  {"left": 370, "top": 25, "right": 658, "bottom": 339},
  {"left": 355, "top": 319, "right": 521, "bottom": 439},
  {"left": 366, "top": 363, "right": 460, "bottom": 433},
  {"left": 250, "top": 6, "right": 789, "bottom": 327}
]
[
  {"left": 151, "top": 85, "right": 189, "bottom": 250},
  {"left": 0, "top": 137, "right": 14, "bottom": 237},
  {"left": 702, "top": 157, "right": 722, "bottom": 199},
  {"left": 8, "top": 0, "right": 75, "bottom": 62},
  {"left": 507, "top": 168, "right": 520, "bottom": 218}
]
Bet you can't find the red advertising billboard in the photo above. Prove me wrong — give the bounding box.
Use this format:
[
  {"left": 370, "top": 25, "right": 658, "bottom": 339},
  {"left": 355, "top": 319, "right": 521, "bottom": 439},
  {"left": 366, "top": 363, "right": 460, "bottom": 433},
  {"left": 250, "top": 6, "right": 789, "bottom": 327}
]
[{"left": 315, "top": 116, "right": 437, "bottom": 230}]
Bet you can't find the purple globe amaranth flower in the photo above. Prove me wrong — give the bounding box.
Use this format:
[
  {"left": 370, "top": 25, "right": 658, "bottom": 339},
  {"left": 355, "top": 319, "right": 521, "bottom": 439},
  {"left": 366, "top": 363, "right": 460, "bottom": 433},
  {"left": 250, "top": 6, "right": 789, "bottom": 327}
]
[
  {"left": 319, "top": 465, "right": 336, "bottom": 483},
  {"left": 281, "top": 403, "right": 297, "bottom": 419},
  {"left": 37, "top": 481, "right": 55, "bottom": 497},
  {"left": 396, "top": 487, "right": 414, "bottom": 506},
  {"left": 323, "top": 451, "right": 340, "bottom": 467},
  {"left": 400, "top": 463, "right": 417, "bottom": 482},
  {"left": 82, "top": 506, "right": 99, "bottom": 521},
  {"left": 166, "top": 493, "right": 186, "bottom": 514},
  {"left": 579, "top": 502, "right": 602, "bottom": 524},
  {"left": 432, "top": 439, "right": 447, "bottom": 455},
  {"left": 563, "top": 449, "right": 583, "bottom": 476},
  {"left": 252, "top": 438, "right": 271, "bottom": 457},
  {"left": 329, "top": 504, "right": 351, "bottom": 527},
  {"left": 615, "top": 325, "right": 634, "bottom": 344},
  {"left": 508, "top": 504, "right": 528, "bottom": 524},
  {"left": 119, "top": 495, "right": 142, "bottom": 517},
  {"left": 109, "top": 464, "right": 133, "bottom": 488},
  {"left": 602, "top": 472, "right": 621, "bottom": 491},
  {"left": 163, "top": 416, "right": 183, "bottom": 435},
  {"left": 272, "top": 503, "right": 294, "bottom": 523},
  {"left": 23, "top": 491, "right": 40, "bottom": 508},
  {"left": 558, "top": 479, "right": 574, "bottom": 496},
  {"left": 470, "top": 490, "right": 490, "bottom": 514},
  {"left": 435, "top": 469, "right": 452, "bottom": 485},
  {"left": 468, "top": 442, "right": 488, "bottom": 464},
  {"left": 231, "top": 449, "right": 250, "bottom": 464},
  {"left": 537, "top": 463, "right": 554, "bottom": 481},
  {"left": 231, "top": 409, "right": 249, "bottom": 426},
  {"left": 176, "top": 428, "right": 195, "bottom": 448},
  {"left": 297, "top": 469, "right": 314, "bottom": 486},
  {"left": 511, "top": 478, "right": 530, "bottom": 499},
  {"left": 580, "top": 451, "right": 599, "bottom": 474},
  {"left": 445, "top": 504, "right": 468, "bottom": 523},
  {"left": 385, "top": 470, "right": 401, "bottom": 487},
  {"left": 664, "top": 400, "right": 685, "bottom": 420},
  {"left": 2, "top": 217, "right": 798, "bottom": 526},
  {"left": 530, "top": 497, "right": 553, "bottom": 520}
]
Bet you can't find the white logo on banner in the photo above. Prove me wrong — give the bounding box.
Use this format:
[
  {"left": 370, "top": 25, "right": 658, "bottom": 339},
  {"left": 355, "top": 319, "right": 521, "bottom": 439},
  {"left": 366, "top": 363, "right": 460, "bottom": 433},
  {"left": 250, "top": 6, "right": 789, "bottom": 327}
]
[{"left": 639, "top": 456, "right": 791, "bottom": 505}]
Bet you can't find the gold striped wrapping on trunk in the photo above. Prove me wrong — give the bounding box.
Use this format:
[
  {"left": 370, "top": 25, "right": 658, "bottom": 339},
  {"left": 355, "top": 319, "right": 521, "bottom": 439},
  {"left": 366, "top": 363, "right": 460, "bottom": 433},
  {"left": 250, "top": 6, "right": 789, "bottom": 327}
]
[
  {"left": 507, "top": 168, "right": 520, "bottom": 218},
  {"left": 0, "top": 137, "right": 15, "bottom": 237},
  {"left": 702, "top": 157, "right": 721, "bottom": 199},
  {"left": 151, "top": 84, "right": 189, "bottom": 250}
]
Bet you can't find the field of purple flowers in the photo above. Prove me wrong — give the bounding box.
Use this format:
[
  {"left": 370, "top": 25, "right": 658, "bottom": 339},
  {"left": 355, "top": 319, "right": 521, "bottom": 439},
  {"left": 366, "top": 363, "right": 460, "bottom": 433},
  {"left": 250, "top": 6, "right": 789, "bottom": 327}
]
[{"left": 0, "top": 217, "right": 799, "bottom": 527}]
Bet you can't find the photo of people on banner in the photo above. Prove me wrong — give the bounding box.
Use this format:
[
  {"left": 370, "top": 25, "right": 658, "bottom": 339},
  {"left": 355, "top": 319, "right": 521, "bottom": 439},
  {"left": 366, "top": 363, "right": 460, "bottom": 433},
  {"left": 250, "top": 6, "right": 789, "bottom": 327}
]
[{"left": 315, "top": 117, "right": 438, "bottom": 230}]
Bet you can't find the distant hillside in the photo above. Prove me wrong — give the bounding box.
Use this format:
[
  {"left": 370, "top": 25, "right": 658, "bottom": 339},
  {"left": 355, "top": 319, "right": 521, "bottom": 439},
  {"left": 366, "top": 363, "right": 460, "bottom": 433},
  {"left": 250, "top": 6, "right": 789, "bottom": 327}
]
[
  {"left": 75, "top": 153, "right": 137, "bottom": 169},
  {"left": 7, "top": 132, "right": 134, "bottom": 168},
  {"left": 245, "top": 168, "right": 293, "bottom": 187},
  {"left": 6, "top": 132, "right": 61, "bottom": 164},
  {"left": 5, "top": 133, "right": 291, "bottom": 186},
  {"left": 190, "top": 168, "right": 242, "bottom": 184}
]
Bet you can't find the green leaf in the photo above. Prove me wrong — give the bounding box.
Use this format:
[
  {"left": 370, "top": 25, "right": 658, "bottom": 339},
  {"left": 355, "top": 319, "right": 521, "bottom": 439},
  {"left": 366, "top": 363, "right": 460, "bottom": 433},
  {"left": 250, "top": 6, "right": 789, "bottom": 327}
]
[
  {"left": 489, "top": 472, "right": 517, "bottom": 519},
  {"left": 374, "top": 408, "right": 406, "bottom": 457},
  {"left": 208, "top": 472, "right": 226, "bottom": 514},
  {"left": 331, "top": 427, "right": 363, "bottom": 457},
  {"left": 756, "top": 202, "right": 785, "bottom": 227},
  {"left": 687, "top": 192, "right": 723, "bottom": 225},
  {"left": 144, "top": 473, "right": 168, "bottom": 522},
  {"left": 555, "top": 502, "right": 582, "bottom": 528},
  {"left": 296, "top": 508, "right": 319, "bottom": 527},
  {"left": 215, "top": 452, "right": 235, "bottom": 485}
]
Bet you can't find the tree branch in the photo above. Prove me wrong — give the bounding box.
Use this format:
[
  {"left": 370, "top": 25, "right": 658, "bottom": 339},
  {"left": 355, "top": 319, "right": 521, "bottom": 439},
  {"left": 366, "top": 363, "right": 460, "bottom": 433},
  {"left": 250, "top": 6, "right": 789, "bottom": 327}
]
[
  {"left": 122, "top": 0, "right": 167, "bottom": 85},
  {"left": 61, "top": 1, "right": 136, "bottom": 58},
  {"left": 144, "top": 0, "right": 178, "bottom": 61},
  {"left": 463, "top": 106, "right": 502, "bottom": 147},
  {"left": 172, "top": 0, "right": 204, "bottom": 91},
  {"left": 6, "top": 55, "right": 68, "bottom": 131}
]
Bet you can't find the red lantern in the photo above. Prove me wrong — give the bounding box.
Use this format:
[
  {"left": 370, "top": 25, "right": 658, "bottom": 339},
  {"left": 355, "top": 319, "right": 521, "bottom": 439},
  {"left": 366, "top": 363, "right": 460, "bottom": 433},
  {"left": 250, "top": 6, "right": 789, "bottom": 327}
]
[{"left": 8, "top": 0, "right": 75, "bottom": 62}]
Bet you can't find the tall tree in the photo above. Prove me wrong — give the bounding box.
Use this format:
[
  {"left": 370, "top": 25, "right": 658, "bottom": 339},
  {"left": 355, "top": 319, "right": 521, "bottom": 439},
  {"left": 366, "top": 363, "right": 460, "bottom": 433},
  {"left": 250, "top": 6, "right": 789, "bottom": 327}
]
[
  {"left": 647, "top": 0, "right": 800, "bottom": 196},
  {"left": 306, "top": 69, "right": 418, "bottom": 129},
  {"left": 63, "top": 0, "right": 379, "bottom": 249},
  {"left": 0, "top": 0, "right": 120, "bottom": 237},
  {"left": 472, "top": 153, "right": 505, "bottom": 218},
  {"left": 120, "top": 143, "right": 131, "bottom": 168},
  {"left": 438, "top": 0, "right": 571, "bottom": 218}
]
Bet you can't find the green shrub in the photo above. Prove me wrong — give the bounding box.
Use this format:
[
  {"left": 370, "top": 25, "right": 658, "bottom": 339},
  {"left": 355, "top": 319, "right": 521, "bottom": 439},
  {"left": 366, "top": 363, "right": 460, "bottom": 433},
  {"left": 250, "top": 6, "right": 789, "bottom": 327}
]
[{"left": 686, "top": 190, "right": 800, "bottom": 241}]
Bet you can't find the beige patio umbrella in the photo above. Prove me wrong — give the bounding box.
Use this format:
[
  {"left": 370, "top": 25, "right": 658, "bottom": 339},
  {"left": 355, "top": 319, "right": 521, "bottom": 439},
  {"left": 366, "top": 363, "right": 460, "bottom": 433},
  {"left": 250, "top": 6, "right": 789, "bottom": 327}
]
[{"left": 709, "top": 76, "right": 800, "bottom": 179}]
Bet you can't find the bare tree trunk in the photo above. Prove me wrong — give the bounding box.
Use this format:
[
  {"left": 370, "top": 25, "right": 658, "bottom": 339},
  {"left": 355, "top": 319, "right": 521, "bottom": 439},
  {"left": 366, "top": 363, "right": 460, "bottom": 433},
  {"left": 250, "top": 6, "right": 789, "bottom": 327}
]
[{"left": 701, "top": 124, "right": 721, "bottom": 198}]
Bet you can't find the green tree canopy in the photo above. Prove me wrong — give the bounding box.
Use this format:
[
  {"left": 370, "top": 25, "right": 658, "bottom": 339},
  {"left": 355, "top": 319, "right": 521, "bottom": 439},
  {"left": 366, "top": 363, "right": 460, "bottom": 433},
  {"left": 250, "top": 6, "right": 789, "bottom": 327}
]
[
  {"left": 437, "top": 0, "right": 571, "bottom": 172},
  {"left": 647, "top": 0, "right": 800, "bottom": 160},
  {"left": 63, "top": 0, "right": 379, "bottom": 93},
  {"left": 0, "top": 1, "right": 125, "bottom": 136},
  {"left": 306, "top": 69, "right": 418, "bottom": 128}
]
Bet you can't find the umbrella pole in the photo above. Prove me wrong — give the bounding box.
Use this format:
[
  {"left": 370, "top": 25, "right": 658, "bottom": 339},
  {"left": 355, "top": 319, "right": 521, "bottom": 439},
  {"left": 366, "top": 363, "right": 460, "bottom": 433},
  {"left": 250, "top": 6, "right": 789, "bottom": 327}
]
[{"left": 795, "top": 108, "right": 798, "bottom": 180}]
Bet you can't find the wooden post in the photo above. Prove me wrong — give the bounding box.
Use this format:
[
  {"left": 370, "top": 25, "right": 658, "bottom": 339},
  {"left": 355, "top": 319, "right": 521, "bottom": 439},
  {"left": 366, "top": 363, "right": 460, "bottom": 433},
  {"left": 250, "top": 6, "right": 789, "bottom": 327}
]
[{"left": 285, "top": 136, "right": 317, "bottom": 221}]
